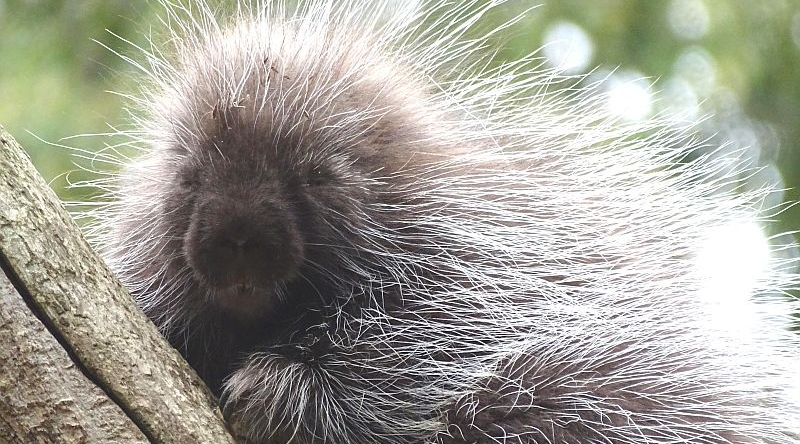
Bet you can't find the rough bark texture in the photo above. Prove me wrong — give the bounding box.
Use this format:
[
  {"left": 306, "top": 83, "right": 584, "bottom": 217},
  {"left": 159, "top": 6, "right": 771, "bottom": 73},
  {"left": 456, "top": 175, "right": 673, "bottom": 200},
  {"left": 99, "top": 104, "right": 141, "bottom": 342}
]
[
  {"left": 0, "top": 268, "right": 149, "bottom": 444},
  {"left": 0, "top": 125, "right": 237, "bottom": 444}
]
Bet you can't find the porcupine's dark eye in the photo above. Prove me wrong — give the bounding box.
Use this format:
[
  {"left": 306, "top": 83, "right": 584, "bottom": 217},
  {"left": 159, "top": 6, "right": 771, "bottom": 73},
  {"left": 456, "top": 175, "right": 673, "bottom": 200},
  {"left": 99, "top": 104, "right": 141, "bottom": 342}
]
[{"left": 305, "top": 164, "right": 336, "bottom": 187}]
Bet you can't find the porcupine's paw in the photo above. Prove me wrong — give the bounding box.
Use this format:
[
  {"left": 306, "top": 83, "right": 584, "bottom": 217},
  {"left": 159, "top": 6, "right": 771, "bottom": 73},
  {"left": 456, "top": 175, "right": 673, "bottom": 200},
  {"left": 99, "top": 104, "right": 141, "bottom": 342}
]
[
  {"left": 221, "top": 351, "right": 328, "bottom": 444},
  {"left": 220, "top": 324, "right": 364, "bottom": 444}
]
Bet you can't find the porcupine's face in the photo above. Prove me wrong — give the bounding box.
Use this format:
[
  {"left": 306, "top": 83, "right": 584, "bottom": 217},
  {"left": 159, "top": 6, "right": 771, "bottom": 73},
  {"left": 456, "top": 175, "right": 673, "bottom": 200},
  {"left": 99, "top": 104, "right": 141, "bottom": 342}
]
[
  {"left": 141, "top": 24, "right": 435, "bottom": 325},
  {"left": 162, "top": 113, "right": 375, "bottom": 323}
]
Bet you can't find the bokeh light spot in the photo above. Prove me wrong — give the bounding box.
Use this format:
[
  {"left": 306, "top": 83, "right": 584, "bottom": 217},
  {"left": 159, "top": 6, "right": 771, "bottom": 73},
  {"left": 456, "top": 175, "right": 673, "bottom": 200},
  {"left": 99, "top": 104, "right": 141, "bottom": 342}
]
[
  {"left": 667, "top": 0, "right": 711, "bottom": 40},
  {"left": 605, "top": 71, "right": 653, "bottom": 122},
  {"left": 541, "top": 21, "right": 594, "bottom": 74},
  {"left": 696, "top": 222, "right": 771, "bottom": 312},
  {"left": 661, "top": 77, "right": 700, "bottom": 121},
  {"left": 792, "top": 11, "right": 800, "bottom": 49},
  {"left": 673, "top": 46, "right": 717, "bottom": 97}
]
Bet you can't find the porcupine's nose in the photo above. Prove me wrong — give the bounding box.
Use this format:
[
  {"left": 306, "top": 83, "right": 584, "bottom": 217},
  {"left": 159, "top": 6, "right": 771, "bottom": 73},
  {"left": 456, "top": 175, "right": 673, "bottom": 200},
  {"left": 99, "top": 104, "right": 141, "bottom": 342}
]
[{"left": 186, "top": 194, "right": 305, "bottom": 291}]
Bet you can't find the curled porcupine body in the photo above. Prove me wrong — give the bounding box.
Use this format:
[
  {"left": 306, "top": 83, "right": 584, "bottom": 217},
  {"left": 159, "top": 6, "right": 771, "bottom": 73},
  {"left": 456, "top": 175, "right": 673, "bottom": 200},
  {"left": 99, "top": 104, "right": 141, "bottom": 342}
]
[{"left": 78, "top": 0, "right": 800, "bottom": 443}]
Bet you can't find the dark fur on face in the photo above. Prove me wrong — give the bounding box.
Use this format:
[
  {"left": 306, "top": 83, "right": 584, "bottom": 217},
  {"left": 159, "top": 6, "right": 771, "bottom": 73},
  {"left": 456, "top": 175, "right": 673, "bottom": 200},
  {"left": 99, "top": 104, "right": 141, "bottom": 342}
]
[
  {"left": 154, "top": 114, "right": 389, "bottom": 393},
  {"left": 176, "top": 129, "right": 359, "bottom": 322}
]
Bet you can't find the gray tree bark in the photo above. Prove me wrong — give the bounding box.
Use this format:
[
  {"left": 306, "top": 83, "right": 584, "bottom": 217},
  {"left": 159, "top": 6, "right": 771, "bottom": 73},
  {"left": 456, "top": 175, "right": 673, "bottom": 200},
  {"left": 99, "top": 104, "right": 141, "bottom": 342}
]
[{"left": 0, "top": 125, "right": 237, "bottom": 444}]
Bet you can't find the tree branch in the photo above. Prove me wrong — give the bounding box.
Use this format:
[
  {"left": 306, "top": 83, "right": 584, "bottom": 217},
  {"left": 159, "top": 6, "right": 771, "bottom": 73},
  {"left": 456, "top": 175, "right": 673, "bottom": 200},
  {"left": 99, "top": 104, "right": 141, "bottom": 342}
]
[{"left": 0, "top": 125, "right": 236, "bottom": 443}]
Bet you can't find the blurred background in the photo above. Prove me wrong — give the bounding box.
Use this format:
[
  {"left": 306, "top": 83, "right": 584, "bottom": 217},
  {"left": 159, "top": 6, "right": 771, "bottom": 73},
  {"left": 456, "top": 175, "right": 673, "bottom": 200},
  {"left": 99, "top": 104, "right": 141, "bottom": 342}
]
[{"left": 1, "top": 0, "right": 799, "bottom": 242}]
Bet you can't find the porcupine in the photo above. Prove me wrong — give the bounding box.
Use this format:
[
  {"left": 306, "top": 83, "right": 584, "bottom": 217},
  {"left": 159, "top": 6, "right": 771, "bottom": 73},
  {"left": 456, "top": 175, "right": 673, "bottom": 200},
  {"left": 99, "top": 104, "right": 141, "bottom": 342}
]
[{"left": 77, "top": 0, "right": 800, "bottom": 442}]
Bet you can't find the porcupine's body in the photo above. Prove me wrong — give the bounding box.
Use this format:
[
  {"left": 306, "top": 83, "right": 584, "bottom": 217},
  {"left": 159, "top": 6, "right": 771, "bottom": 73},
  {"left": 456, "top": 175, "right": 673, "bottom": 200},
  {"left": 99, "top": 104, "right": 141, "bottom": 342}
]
[{"left": 82, "top": 0, "right": 800, "bottom": 443}]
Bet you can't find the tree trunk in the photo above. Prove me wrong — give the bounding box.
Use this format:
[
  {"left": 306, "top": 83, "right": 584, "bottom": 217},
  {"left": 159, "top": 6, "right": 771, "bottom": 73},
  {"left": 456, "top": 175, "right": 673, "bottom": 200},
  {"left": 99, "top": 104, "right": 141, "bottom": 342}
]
[{"left": 0, "top": 125, "right": 236, "bottom": 444}]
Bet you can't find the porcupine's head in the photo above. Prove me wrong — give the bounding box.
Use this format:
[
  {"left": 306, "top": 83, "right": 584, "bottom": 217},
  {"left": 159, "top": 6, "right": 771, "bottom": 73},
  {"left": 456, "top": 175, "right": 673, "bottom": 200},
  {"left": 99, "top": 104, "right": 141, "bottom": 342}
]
[{"left": 97, "top": 3, "right": 447, "bottom": 332}]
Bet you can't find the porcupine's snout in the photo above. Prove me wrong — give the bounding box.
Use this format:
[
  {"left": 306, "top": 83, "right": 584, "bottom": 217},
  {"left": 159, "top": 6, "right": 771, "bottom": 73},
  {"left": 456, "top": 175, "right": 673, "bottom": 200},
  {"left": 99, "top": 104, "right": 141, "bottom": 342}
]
[{"left": 184, "top": 189, "right": 305, "bottom": 315}]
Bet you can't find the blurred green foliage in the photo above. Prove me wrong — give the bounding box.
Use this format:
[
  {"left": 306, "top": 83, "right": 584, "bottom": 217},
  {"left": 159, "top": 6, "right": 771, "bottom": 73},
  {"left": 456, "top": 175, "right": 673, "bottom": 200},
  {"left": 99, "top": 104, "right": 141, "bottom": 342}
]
[
  {"left": 2, "top": 0, "right": 800, "bottom": 238},
  {"left": 0, "top": 0, "right": 154, "bottom": 197}
]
